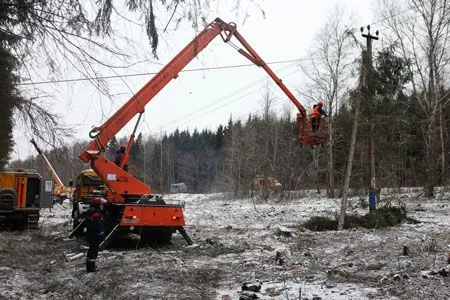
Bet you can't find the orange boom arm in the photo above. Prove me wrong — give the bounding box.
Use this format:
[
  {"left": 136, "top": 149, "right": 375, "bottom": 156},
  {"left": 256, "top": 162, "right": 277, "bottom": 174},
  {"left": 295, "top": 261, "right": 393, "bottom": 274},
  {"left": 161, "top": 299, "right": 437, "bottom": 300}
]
[{"left": 79, "top": 17, "right": 311, "bottom": 202}]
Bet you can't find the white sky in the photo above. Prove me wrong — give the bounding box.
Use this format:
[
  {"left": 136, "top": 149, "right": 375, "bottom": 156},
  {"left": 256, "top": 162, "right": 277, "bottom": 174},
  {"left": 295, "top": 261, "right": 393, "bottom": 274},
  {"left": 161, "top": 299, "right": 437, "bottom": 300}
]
[{"left": 11, "top": 0, "right": 377, "bottom": 161}]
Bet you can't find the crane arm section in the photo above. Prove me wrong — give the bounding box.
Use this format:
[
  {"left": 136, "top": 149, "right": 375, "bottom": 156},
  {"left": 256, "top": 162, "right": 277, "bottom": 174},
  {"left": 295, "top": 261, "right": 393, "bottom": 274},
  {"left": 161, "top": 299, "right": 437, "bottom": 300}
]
[
  {"left": 78, "top": 18, "right": 310, "bottom": 201},
  {"left": 230, "top": 31, "right": 306, "bottom": 117},
  {"left": 80, "top": 17, "right": 307, "bottom": 162},
  {"left": 80, "top": 19, "right": 229, "bottom": 162},
  {"left": 30, "top": 139, "right": 65, "bottom": 189}
]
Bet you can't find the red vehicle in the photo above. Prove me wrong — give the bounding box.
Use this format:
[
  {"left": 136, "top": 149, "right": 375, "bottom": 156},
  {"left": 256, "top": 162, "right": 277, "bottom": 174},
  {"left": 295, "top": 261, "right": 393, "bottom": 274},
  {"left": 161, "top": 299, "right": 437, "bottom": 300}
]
[{"left": 74, "top": 17, "right": 326, "bottom": 248}]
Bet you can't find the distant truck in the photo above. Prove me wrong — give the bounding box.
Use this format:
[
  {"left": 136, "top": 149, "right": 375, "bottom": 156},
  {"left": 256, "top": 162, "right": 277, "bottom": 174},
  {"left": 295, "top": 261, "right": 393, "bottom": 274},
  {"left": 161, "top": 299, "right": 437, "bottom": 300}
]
[
  {"left": 70, "top": 169, "right": 104, "bottom": 231},
  {"left": 251, "top": 176, "right": 282, "bottom": 196},
  {"left": 169, "top": 183, "right": 188, "bottom": 193},
  {"left": 30, "top": 139, "right": 73, "bottom": 204},
  {"left": 0, "top": 170, "right": 42, "bottom": 229}
]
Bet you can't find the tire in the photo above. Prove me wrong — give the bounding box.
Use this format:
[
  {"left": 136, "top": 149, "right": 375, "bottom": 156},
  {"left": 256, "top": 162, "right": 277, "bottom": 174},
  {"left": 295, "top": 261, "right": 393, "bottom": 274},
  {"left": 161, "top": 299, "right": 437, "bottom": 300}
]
[
  {"left": 140, "top": 228, "right": 172, "bottom": 246},
  {"left": 15, "top": 212, "right": 26, "bottom": 230},
  {"left": 0, "top": 189, "right": 16, "bottom": 211}
]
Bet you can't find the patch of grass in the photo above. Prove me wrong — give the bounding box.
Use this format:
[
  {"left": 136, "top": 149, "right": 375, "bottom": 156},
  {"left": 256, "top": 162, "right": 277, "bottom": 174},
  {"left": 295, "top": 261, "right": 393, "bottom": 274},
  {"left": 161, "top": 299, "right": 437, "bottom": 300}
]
[
  {"left": 302, "top": 206, "right": 418, "bottom": 231},
  {"left": 302, "top": 216, "right": 338, "bottom": 231}
]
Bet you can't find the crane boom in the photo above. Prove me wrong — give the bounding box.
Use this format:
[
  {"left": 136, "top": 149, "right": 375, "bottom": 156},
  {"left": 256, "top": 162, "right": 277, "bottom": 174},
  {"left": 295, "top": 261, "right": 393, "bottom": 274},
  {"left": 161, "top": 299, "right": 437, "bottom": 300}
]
[
  {"left": 80, "top": 18, "right": 307, "bottom": 164},
  {"left": 79, "top": 17, "right": 315, "bottom": 202},
  {"left": 31, "top": 139, "right": 73, "bottom": 203},
  {"left": 30, "top": 139, "right": 64, "bottom": 189}
]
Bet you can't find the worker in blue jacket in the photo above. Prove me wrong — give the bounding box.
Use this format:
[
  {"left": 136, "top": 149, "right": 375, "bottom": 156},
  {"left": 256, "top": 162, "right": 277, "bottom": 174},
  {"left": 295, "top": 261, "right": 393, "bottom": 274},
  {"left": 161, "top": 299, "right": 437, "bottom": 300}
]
[{"left": 85, "top": 196, "right": 106, "bottom": 272}]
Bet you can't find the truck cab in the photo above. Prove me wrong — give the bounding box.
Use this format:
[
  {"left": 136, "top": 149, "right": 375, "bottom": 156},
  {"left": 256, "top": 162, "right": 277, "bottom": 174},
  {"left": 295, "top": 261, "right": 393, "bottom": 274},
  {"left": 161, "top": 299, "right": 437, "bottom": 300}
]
[{"left": 70, "top": 169, "right": 104, "bottom": 231}]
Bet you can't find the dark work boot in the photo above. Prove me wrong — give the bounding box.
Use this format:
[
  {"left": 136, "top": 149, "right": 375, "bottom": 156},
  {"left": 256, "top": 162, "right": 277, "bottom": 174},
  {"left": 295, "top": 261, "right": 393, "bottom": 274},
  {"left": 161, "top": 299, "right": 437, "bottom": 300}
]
[{"left": 86, "top": 260, "right": 96, "bottom": 272}]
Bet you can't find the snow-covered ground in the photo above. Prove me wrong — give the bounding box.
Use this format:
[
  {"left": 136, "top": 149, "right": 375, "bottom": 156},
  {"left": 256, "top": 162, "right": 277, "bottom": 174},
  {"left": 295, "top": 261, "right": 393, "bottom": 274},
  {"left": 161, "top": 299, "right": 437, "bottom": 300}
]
[{"left": 0, "top": 189, "right": 449, "bottom": 299}]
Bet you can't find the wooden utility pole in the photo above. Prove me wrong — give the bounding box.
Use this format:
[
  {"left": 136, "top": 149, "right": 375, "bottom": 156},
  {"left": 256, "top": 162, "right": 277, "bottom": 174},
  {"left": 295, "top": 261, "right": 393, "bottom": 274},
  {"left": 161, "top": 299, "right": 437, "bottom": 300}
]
[
  {"left": 338, "top": 27, "right": 374, "bottom": 230},
  {"left": 361, "top": 25, "right": 379, "bottom": 212}
]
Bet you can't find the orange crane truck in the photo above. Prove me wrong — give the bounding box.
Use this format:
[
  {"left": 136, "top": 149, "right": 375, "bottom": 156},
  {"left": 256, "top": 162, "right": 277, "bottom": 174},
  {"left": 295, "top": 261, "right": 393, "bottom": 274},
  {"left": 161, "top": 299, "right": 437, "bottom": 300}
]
[
  {"left": 30, "top": 139, "right": 73, "bottom": 204},
  {"left": 73, "top": 17, "right": 326, "bottom": 249}
]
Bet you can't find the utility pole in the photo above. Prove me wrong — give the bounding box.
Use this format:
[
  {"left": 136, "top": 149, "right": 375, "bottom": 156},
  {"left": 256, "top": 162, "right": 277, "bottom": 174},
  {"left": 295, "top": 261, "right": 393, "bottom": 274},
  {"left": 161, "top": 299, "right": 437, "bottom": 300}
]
[{"left": 360, "top": 25, "right": 379, "bottom": 212}]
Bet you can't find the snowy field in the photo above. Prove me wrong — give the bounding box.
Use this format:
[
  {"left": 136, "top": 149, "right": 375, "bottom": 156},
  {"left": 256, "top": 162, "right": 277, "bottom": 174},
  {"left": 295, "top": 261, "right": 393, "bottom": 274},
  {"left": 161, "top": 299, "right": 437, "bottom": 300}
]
[{"left": 0, "top": 189, "right": 449, "bottom": 300}]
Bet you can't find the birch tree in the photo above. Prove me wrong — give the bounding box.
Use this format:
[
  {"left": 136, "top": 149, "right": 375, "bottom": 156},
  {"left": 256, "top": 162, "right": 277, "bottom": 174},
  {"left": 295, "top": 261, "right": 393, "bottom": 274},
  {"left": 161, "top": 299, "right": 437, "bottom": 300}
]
[
  {"left": 338, "top": 91, "right": 360, "bottom": 230},
  {"left": 1, "top": 0, "right": 262, "bottom": 167},
  {"left": 301, "top": 5, "right": 355, "bottom": 198},
  {"left": 377, "top": 0, "right": 450, "bottom": 197}
]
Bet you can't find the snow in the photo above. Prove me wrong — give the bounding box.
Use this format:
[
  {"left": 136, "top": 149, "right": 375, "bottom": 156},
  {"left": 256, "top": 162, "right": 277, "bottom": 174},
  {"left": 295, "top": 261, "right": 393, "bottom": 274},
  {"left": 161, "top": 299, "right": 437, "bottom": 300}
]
[{"left": 0, "top": 189, "right": 449, "bottom": 299}]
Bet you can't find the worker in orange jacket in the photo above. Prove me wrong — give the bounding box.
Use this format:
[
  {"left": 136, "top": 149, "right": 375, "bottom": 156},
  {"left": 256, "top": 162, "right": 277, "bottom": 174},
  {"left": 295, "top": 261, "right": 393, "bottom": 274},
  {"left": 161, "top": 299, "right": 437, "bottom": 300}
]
[{"left": 310, "top": 101, "right": 328, "bottom": 132}]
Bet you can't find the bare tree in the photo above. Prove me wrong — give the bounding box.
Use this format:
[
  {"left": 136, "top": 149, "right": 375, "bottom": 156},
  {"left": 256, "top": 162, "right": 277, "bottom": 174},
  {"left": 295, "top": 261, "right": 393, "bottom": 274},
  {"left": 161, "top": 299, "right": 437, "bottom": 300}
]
[
  {"left": 377, "top": 0, "right": 450, "bottom": 197},
  {"left": 260, "top": 82, "right": 277, "bottom": 199},
  {"left": 338, "top": 92, "right": 360, "bottom": 230},
  {"left": 337, "top": 28, "right": 368, "bottom": 229},
  {"left": 300, "top": 5, "right": 356, "bottom": 197},
  {"left": 1, "top": 0, "right": 263, "bottom": 163}
]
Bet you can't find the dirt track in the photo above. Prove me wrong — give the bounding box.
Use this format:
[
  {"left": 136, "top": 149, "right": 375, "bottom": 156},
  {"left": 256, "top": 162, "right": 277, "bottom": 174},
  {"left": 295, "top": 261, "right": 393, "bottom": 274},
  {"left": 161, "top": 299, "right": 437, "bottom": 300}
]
[{"left": 0, "top": 192, "right": 449, "bottom": 299}]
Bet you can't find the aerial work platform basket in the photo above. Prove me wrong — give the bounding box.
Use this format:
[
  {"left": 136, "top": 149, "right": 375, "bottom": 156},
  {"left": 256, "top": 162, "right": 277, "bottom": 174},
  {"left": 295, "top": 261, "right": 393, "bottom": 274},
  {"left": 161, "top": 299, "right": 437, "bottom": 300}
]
[{"left": 297, "top": 114, "right": 328, "bottom": 147}]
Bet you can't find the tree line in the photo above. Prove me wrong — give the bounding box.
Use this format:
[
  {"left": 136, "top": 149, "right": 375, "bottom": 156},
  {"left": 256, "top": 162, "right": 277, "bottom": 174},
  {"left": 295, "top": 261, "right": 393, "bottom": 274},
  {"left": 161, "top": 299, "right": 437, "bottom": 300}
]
[
  {"left": 0, "top": 0, "right": 260, "bottom": 170},
  {"left": 3, "top": 1, "right": 450, "bottom": 199},
  {"left": 9, "top": 54, "right": 449, "bottom": 198}
]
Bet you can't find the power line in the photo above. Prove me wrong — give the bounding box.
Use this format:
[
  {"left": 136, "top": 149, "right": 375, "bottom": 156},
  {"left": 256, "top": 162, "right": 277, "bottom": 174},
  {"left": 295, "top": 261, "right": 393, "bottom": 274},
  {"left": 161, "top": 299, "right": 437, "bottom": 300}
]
[
  {"left": 17, "top": 59, "right": 304, "bottom": 86},
  {"left": 160, "top": 62, "right": 298, "bottom": 128},
  {"left": 371, "top": 6, "right": 415, "bottom": 27},
  {"left": 162, "top": 66, "right": 301, "bottom": 131}
]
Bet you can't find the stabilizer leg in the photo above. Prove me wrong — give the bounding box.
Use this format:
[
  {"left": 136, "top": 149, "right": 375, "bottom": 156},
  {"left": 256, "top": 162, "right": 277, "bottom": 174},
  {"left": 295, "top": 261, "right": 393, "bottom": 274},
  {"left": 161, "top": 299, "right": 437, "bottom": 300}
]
[
  {"left": 69, "top": 218, "right": 86, "bottom": 238},
  {"left": 177, "top": 227, "right": 193, "bottom": 245},
  {"left": 99, "top": 224, "right": 120, "bottom": 251}
]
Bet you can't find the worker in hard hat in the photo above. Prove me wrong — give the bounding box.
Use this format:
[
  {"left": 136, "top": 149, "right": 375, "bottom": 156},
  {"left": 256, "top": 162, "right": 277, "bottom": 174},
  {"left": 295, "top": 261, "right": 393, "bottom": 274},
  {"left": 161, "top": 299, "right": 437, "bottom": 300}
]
[
  {"left": 85, "top": 196, "right": 107, "bottom": 272},
  {"left": 114, "top": 145, "right": 126, "bottom": 165},
  {"left": 310, "top": 101, "right": 328, "bottom": 132},
  {"left": 114, "top": 145, "right": 128, "bottom": 171}
]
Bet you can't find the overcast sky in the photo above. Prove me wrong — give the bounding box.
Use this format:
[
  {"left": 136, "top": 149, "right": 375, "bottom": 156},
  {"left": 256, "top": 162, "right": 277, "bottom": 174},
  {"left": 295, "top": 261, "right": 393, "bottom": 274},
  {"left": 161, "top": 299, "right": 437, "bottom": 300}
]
[{"left": 12, "top": 0, "right": 378, "bottom": 161}]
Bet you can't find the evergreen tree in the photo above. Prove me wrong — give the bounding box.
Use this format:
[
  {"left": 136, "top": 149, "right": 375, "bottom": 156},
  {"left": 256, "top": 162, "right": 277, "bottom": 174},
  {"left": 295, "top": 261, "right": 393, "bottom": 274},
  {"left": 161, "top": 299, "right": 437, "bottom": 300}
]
[
  {"left": 370, "top": 47, "right": 412, "bottom": 187},
  {"left": 215, "top": 125, "right": 225, "bottom": 149},
  {"left": 105, "top": 136, "right": 119, "bottom": 162},
  {"left": 0, "top": 45, "right": 19, "bottom": 170},
  {"left": 130, "top": 133, "right": 144, "bottom": 179}
]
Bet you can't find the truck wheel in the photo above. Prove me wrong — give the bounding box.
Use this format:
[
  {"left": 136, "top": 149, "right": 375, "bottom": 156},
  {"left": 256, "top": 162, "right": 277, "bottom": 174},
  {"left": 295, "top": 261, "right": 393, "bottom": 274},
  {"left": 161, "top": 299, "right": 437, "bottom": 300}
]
[
  {"left": 157, "top": 231, "right": 172, "bottom": 244},
  {"left": 0, "top": 189, "right": 16, "bottom": 211},
  {"left": 140, "top": 229, "right": 172, "bottom": 246},
  {"left": 14, "top": 212, "right": 26, "bottom": 230}
]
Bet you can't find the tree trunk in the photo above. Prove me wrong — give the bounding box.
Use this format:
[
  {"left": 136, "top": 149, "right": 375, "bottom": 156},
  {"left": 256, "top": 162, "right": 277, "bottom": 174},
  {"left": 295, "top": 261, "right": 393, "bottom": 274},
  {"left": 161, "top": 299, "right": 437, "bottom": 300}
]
[
  {"left": 338, "top": 101, "right": 360, "bottom": 231},
  {"left": 424, "top": 45, "right": 438, "bottom": 198},
  {"left": 424, "top": 117, "right": 437, "bottom": 198},
  {"left": 312, "top": 148, "right": 320, "bottom": 194},
  {"left": 327, "top": 120, "right": 335, "bottom": 198},
  {"left": 438, "top": 87, "right": 445, "bottom": 184},
  {"left": 370, "top": 122, "right": 376, "bottom": 191}
]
